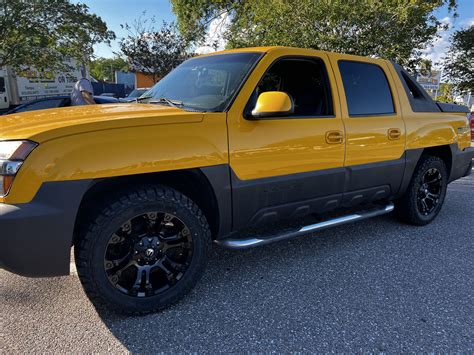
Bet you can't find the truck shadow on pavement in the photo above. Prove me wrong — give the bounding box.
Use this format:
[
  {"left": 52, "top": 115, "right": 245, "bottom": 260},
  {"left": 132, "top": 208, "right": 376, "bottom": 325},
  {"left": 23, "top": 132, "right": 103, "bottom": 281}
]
[{"left": 2, "top": 184, "right": 473, "bottom": 353}]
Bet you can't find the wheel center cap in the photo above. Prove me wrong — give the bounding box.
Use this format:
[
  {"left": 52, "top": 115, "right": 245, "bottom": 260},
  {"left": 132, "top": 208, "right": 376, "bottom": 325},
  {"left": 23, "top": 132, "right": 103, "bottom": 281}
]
[{"left": 145, "top": 248, "right": 155, "bottom": 257}]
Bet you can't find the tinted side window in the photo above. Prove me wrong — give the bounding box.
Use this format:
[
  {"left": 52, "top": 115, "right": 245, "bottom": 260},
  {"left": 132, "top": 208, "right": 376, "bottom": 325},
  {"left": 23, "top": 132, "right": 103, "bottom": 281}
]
[
  {"left": 16, "top": 99, "right": 64, "bottom": 113},
  {"left": 338, "top": 61, "right": 394, "bottom": 116},
  {"left": 248, "top": 58, "right": 333, "bottom": 117},
  {"left": 0, "top": 77, "right": 5, "bottom": 93}
]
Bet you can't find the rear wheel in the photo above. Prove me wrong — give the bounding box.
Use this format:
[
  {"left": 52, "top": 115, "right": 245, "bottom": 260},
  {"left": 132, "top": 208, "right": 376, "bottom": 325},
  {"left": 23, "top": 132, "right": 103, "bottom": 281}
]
[
  {"left": 75, "top": 185, "right": 211, "bottom": 315},
  {"left": 395, "top": 155, "right": 448, "bottom": 225}
]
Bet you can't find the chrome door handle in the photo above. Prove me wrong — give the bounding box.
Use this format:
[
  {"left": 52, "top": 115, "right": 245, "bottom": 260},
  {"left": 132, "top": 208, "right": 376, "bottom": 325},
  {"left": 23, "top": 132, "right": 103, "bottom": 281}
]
[
  {"left": 325, "top": 131, "right": 344, "bottom": 144},
  {"left": 388, "top": 128, "right": 401, "bottom": 140}
]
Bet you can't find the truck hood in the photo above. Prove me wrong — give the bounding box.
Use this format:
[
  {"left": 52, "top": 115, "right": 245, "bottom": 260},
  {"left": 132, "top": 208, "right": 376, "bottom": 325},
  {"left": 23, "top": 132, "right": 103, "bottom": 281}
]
[{"left": 0, "top": 104, "right": 204, "bottom": 142}]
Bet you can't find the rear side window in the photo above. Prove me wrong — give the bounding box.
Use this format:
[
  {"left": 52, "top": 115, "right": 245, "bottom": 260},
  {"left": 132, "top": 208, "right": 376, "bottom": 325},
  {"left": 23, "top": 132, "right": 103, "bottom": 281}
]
[
  {"left": 338, "top": 61, "right": 395, "bottom": 116},
  {"left": 0, "top": 77, "right": 5, "bottom": 93}
]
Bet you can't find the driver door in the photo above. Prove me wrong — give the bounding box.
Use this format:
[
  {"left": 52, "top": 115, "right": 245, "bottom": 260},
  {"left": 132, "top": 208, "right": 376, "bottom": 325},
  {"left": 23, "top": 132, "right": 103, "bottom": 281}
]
[{"left": 226, "top": 50, "right": 346, "bottom": 229}]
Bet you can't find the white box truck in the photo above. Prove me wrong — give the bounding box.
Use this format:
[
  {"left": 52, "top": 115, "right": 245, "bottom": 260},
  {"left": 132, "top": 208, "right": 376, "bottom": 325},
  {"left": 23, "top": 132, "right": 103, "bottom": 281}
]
[{"left": 0, "top": 62, "right": 83, "bottom": 112}]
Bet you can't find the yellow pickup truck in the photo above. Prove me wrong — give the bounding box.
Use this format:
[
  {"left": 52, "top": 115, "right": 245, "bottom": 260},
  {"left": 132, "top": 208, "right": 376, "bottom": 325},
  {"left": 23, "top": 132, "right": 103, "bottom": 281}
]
[{"left": 1, "top": 47, "right": 472, "bottom": 314}]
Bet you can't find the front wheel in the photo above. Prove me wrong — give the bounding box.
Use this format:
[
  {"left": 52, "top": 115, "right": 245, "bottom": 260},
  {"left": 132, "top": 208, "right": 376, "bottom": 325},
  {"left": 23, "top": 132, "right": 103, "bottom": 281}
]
[
  {"left": 395, "top": 155, "right": 448, "bottom": 225},
  {"left": 75, "top": 185, "right": 211, "bottom": 315}
]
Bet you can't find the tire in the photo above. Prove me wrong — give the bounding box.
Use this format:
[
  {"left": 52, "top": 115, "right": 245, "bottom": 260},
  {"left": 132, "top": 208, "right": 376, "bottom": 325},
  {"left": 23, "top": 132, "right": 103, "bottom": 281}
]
[
  {"left": 395, "top": 155, "right": 448, "bottom": 226},
  {"left": 75, "top": 184, "right": 211, "bottom": 315}
]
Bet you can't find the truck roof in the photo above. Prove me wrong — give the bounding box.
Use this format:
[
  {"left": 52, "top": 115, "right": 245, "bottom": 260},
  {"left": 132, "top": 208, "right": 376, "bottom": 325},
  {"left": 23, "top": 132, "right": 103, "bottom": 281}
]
[{"left": 206, "top": 45, "right": 386, "bottom": 63}]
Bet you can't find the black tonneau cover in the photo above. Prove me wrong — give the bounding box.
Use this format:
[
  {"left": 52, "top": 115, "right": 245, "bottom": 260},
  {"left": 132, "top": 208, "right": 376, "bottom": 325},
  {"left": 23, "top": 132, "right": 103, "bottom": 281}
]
[{"left": 436, "top": 102, "right": 470, "bottom": 113}]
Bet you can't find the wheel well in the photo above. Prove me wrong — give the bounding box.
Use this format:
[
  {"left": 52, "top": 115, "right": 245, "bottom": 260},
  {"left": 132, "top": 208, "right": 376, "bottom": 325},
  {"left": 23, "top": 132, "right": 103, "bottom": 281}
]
[
  {"left": 73, "top": 169, "right": 220, "bottom": 244},
  {"left": 422, "top": 145, "right": 453, "bottom": 178}
]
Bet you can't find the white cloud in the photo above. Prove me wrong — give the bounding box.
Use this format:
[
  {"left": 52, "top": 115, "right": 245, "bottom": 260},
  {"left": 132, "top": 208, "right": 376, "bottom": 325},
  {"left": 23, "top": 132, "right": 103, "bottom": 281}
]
[
  {"left": 195, "top": 12, "right": 231, "bottom": 54},
  {"left": 195, "top": 46, "right": 217, "bottom": 55},
  {"left": 421, "top": 15, "right": 474, "bottom": 68},
  {"left": 460, "top": 17, "right": 474, "bottom": 27},
  {"left": 440, "top": 16, "right": 452, "bottom": 26},
  {"left": 421, "top": 16, "right": 452, "bottom": 67}
]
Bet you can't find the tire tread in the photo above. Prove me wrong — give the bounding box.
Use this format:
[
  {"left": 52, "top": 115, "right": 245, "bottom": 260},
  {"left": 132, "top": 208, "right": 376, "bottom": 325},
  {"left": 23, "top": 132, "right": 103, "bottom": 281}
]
[
  {"left": 395, "top": 155, "right": 447, "bottom": 226},
  {"left": 75, "top": 184, "right": 211, "bottom": 315}
]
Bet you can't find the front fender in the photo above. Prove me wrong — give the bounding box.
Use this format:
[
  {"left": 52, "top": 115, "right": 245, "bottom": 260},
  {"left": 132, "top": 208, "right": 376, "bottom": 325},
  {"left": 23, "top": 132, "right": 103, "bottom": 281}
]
[{"left": 4, "top": 113, "right": 228, "bottom": 204}]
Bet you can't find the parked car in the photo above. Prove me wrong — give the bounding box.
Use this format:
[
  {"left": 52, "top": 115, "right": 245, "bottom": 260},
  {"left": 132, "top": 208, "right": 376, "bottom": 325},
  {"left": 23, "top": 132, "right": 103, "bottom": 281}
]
[
  {"left": 4, "top": 95, "right": 119, "bottom": 115},
  {"left": 99, "top": 92, "right": 118, "bottom": 98},
  {"left": 1, "top": 46, "right": 473, "bottom": 315},
  {"left": 120, "top": 87, "right": 150, "bottom": 102}
]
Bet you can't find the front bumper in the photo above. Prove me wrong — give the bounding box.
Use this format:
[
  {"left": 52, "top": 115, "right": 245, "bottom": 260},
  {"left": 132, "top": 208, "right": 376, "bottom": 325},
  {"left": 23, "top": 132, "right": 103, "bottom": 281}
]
[
  {"left": 450, "top": 146, "right": 474, "bottom": 182},
  {"left": 0, "top": 180, "right": 91, "bottom": 277}
]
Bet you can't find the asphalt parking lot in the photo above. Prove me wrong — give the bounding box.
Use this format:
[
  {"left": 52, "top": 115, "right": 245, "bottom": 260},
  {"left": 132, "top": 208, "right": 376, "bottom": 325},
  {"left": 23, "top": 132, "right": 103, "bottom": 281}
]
[{"left": 2, "top": 169, "right": 473, "bottom": 353}]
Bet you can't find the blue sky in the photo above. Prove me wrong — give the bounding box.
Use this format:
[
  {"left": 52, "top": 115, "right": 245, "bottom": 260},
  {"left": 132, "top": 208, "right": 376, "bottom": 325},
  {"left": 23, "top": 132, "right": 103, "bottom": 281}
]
[
  {"left": 77, "top": 0, "right": 176, "bottom": 57},
  {"left": 80, "top": 0, "right": 474, "bottom": 65},
  {"left": 424, "top": 0, "right": 474, "bottom": 65}
]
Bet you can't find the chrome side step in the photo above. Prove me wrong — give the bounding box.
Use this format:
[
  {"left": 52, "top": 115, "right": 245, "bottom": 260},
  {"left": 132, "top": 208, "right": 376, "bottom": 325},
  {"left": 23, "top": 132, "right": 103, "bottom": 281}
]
[{"left": 216, "top": 203, "right": 394, "bottom": 249}]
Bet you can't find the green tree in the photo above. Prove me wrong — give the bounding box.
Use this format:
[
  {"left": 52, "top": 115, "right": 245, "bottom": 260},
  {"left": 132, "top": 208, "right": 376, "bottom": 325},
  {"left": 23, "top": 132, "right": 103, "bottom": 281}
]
[
  {"left": 418, "top": 58, "right": 433, "bottom": 76},
  {"left": 119, "top": 17, "right": 189, "bottom": 83},
  {"left": 442, "top": 25, "right": 474, "bottom": 94},
  {"left": 435, "top": 83, "right": 455, "bottom": 103},
  {"left": 90, "top": 57, "right": 130, "bottom": 82},
  {"left": 171, "top": 0, "right": 457, "bottom": 69},
  {"left": 0, "top": 0, "right": 115, "bottom": 71}
]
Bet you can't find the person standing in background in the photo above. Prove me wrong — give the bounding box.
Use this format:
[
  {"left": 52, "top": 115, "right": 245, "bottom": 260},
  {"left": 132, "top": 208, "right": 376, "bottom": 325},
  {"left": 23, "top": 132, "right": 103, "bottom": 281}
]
[
  {"left": 71, "top": 77, "right": 95, "bottom": 106},
  {"left": 71, "top": 63, "right": 95, "bottom": 105}
]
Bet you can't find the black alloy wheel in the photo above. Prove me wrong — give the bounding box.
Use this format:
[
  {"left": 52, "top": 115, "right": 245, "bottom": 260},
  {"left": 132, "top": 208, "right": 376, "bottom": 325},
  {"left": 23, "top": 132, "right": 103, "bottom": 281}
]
[
  {"left": 395, "top": 155, "right": 447, "bottom": 225},
  {"left": 104, "top": 212, "right": 193, "bottom": 298},
  {"left": 416, "top": 168, "right": 443, "bottom": 216},
  {"left": 75, "top": 185, "right": 211, "bottom": 315}
]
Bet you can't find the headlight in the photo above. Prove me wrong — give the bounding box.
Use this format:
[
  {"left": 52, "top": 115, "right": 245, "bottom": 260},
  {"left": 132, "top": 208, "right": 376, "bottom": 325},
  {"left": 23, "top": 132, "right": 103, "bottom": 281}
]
[{"left": 0, "top": 140, "right": 38, "bottom": 197}]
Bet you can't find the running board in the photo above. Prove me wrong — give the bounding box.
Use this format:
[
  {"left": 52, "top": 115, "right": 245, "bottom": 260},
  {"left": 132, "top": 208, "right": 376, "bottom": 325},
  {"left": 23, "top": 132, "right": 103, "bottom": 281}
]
[{"left": 216, "top": 203, "right": 395, "bottom": 249}]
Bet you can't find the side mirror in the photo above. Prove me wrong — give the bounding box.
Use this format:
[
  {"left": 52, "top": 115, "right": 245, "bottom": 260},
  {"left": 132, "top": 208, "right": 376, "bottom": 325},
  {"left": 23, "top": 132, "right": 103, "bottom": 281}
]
[{"left": 251, "top": 91, "right": 294, "bottom": 118}]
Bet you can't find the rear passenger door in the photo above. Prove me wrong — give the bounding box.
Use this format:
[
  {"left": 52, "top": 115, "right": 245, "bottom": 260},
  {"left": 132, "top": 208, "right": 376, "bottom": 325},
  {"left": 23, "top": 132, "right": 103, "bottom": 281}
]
[{"left": 329, "top": 55, "right": 406, "bottom": 201}]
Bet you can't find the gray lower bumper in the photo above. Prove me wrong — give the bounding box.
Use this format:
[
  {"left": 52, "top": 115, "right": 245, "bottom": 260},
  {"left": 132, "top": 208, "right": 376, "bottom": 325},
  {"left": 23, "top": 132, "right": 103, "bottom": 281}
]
[
  {"left": 450, "top": 147, "right": 474, "bottom": 182},
  {"left": 0, "top": 180, "right": 91, "bottom": 277}
]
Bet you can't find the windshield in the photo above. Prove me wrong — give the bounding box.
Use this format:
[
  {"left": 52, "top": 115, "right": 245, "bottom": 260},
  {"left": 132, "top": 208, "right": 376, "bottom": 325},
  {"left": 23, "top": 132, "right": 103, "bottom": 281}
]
[{"left": 145, "top": 52, "right": 262, "bottom": 111}]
